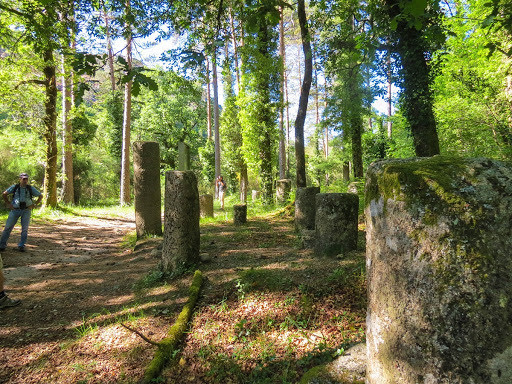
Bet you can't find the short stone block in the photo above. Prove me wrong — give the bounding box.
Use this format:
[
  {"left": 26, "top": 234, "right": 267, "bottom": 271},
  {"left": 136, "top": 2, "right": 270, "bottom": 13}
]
[
  {"left": 314, "top": 193, "right": 358, "bottom": 256},
  {"left": 233, "top": 204, "right": 247, "bottom": 225},
  {"left": 295, "top": 186, "right": 320, "bottom": 232},
  {"left": 366, "top": 157, "right": 512, "bottom": 384},
  {"left": 199, "top": 194, "right": 214, "bottom": 218},
  {"left": 276, "top": 179, "right": 292, "bottom": 203}
]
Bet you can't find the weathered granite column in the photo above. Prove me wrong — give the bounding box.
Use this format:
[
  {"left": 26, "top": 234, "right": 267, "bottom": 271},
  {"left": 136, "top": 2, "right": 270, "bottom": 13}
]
[
  {"left": 178, "top": 141, "right": 190, "bottom": 171},
  {"left": 199, "top": 194, "right": 214, "bottom": 218},
  {"left": 295, "top": 186, "right": 320, "bottom": 232},
  {"left": 366, "top": 157, "right": 512, "bottom": 384},
  {"left": 233, "top": 204, "right": 247, "bottom": 225},
  {"left": 133, "top": 141, "right": 162, "bottom": 238},
  {"left": 276, "top": 179, "right": 292, "bottom": 204},
  {"left": 162, "top": 171, "right": 200, "bottom": 272},
  {"left": 315, "top": 193, "right": 358, "bottom": 256}
]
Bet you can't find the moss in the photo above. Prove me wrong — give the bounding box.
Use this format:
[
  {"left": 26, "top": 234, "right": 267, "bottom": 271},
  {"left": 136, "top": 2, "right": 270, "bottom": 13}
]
[{"left": 142, "top": 270, "right": 203, "bottom": 383}]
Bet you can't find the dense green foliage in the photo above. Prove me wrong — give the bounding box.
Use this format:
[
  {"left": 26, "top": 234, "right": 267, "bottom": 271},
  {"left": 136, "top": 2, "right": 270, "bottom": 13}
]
[{"left": 0, "top": 0, "right": 511, "bottom": 205}]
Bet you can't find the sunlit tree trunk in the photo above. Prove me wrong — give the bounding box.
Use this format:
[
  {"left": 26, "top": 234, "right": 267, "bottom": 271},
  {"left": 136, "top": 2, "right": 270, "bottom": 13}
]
[
  {"left": 212, "top": 49, "right": 221, "bottom": 191},
  {"left": 43, "top": 49, "right": 58, "bottom": 208},
  {"left": 229, "top": 7, "right": 240, "bottom": 92},
  {"left": 61, "top": 53, "right": 74, "bottom": 204},
  {"left": 387, "top": 47, "right": 392, "bottom": 138},
  {"left": 120, "top": 0, "right": 132, "bottom": 205},
  {"left": 206, "top": 57, "right": 212, "bottom": 140},
  {"left": 278, "top": 6, "right": 286, "bottom": 179},
  {"left": 101, "top": 0, "right": 116, "bottom": 92}
]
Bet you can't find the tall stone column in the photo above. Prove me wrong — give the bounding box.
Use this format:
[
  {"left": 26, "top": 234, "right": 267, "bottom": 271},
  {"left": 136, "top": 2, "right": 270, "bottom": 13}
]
[
  {"left": 162, "top": 171, "right": 200, "bottom": 272},
  {"left": 133, "top": 141, "right": 162, "bottom": 238},
  {"left": 366, "top": 157, "right": 512, "bottom": 383},
  {"left": 178, "top": 141, "right": 190, "bottom": 171},
  {"left": 314, "top": 193, "right": 358, "bottom": 256}
]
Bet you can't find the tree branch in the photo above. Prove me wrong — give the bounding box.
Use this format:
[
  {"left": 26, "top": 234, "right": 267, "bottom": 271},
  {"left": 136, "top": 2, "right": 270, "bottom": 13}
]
[
  {"left": 15, "top": 79, "right": 46, "bottom": 89},
  {"left": 120, "top": 322, "right": 160, "bottom": 346}
]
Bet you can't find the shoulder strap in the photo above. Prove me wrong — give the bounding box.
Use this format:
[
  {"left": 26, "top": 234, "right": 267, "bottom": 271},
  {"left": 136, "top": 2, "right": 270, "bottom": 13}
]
[
  {"left": 12, "top": 184, "right": 32, "bottom": 200},
  {"left": 12, "top": 184, "right": 20, "bottom": 198}
]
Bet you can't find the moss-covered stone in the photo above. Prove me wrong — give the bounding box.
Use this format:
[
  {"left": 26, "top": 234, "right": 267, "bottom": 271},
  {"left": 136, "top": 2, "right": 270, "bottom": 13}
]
[{"left": 365, "top": 157, "right": 512, "bottom": 383}]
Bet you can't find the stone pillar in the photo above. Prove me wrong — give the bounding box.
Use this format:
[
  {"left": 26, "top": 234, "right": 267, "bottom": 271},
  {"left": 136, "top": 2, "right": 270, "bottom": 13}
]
[
  {"left": 233, "top": 204, "right": 247, "bottom": 225},
  {"left": 178, "top": 141, "right": 190, "bottom": 171},
  {"left": 276, "top": 179, "right": 292, "bottom": 203},
  {"left": 133, "top": 141, "right": 162, "bottom": 238},
  {"left": 252, "top": 190, "right": 260, "bottom": 200},
  {"left": 162, "top": 171, "right": 200, "bottom": 272},
  {"left": 314, "top": 193, "right": 358, "bottom": 256},
  {"left": 366, "top": 157, "right": 512, "bottom": 384},
  {"left": 199, "top": 194, "right": 214, "bottom": 218},
  {"left": 295, "top": 186, "right": 320, "bottom": 232}
]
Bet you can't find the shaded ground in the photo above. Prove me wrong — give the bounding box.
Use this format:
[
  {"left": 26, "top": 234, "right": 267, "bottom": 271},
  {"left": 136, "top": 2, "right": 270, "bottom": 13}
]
[{"left": 0, "top": 208, "right": 366, "bottom": 383}]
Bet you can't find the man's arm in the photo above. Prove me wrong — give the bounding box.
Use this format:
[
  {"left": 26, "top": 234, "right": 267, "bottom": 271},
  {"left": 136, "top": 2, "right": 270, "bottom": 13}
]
[{"left": 2, "top": 190, "right": 13, "bottom": 210}]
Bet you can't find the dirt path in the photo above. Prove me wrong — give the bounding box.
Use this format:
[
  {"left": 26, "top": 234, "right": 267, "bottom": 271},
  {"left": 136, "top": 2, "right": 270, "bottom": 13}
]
[{"left": 0, "top": 214, "right": 153, "bottom": 383}]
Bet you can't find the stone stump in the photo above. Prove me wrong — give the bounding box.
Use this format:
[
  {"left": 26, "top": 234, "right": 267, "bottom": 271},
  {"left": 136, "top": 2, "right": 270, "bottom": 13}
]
[
  {"left": 314, "top": 193, "right": 358, "bottom": 256},
  {"left": 199, "top": 194, "right": 214, "bottom": 218},
  {"left": 162, "top": 171, "right": 200, "bottom": 272},
  {"left": 233, "top": 204, "right": 247, "bottom": 225},
  {"left": 178, "top": 141, "right": 190, "bottom": 171},
  {"left": 295, "top": 186, "right": 320, "bottom": 232},
  {"left": 133, "top": 141, "right": 162, "bottom": 238},
  {"left": 251, "top": 190, "right": 260, "bottom": 200},
  {"left": 366, "top": 157, "right": 512, "bottom": 384},
  {"left": 276, "top": 179, "right": 292, "bottom": 204}
]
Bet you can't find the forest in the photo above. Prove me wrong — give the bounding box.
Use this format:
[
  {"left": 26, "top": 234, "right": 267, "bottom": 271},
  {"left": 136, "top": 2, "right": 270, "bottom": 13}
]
[
  {"left": 0, "top": 0, "right": 511, "bottom": 206},
  {"left": 1, "top": 0, "right": 512, "bottom": 383}
]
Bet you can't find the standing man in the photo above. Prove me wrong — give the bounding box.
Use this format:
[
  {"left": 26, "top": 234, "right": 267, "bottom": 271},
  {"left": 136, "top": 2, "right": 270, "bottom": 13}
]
[
  {"left": 216, "top": 175, "right": 227, "bottom": 210},
  {"left": 0, "top": 173, "right": 43, "bottom": 252}
]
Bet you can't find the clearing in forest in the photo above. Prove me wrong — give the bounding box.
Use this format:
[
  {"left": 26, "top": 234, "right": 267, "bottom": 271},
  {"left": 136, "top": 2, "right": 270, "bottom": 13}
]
[{"left": 0, "top": 207, "right": 366, "bottom": 384}]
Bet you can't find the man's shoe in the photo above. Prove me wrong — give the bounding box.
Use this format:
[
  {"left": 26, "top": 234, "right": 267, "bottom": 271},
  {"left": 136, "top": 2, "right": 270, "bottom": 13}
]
[
  {"left": 0, "top": 247, "right": 5, "bottom": 251},
  {"left": 17, "top": 246, "right": 25, "bottom": 252},
  {"left": 0, "top": 295, "right": 21, "bottom": 309}
]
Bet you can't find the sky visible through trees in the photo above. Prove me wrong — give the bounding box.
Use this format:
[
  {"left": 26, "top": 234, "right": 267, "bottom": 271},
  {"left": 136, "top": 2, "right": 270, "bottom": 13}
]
[{"left": 0, "top": 0, "right": 511, "bottom": 205}]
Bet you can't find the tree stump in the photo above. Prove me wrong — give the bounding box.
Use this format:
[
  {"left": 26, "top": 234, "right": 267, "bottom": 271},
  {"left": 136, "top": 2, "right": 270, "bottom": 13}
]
[
  {"left": 133, "top": 141, "right": 162, "bottom": 238},
  {"left": 295, "top": 186, "right": 320, "bottom": 232},
  {"left": 233, "top": 204, "right": 247, "bottom": 225},
  {"left": 366, "top": 157, "right": 512, "bottom": 383},
  {"left": 199, "top": 194, "right": 214, "bottom": 218},
  {"left": 276, "top": 179, "right": 292, "bottom": 204},
  {"left": 178, "top": 141, "right": 190, "bottom": 171},
  {"left": 314, "top": 193, "right": 358, "bottom": 256},
  {"left": 162, "top": 171, "right": 199, "bottom": 272}
]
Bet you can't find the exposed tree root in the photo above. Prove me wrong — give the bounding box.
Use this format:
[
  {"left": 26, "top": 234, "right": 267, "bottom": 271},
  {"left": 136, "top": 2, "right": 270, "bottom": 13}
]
[{"left": 141, "top": 269, "right": 204, "bottom": 384}]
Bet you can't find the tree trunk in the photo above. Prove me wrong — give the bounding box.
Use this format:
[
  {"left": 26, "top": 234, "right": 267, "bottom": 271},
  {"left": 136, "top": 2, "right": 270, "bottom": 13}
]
[
  {"left": 120, "top": 0, "right": 132, "bottom": 205},
  {"left": 229, "top": 7, "right": 240, "bottom": 92},
  {"left": 240, "top": 162, "right": 248, "bottom": 203},
  {"left": 212, "top": 49, "right": 221, "bottom": 182},
  {"left": 351, "top": 115, "right": 364, "bottom": 178},
  {"left": 43, "top": 49, "right": 58, "bottom": 208},
  {"left": 278, "top": 5, "right": 286, "bottom": 180},
  {"left": 102, "top": 0, "right": 116, "bottom": 92},
  {"left": 206, "top": 57, "right": 212, "bottom": 140},
  {"left": 386, "top": 0, "right": 439, "bottom": 156},
  {"left": 295, "top": 0, "right": 312, "bottom": 188},
  {"left": 387, "top": 47, "right": 392, "bottom": 139},
  {"left": 61, "top": 53, "right": 74, "bottom": 204}
]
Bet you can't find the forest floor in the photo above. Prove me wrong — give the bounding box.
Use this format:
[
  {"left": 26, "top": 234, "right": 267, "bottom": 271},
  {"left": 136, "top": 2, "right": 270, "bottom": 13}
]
[{"left": 0, "top": 205, "right": 366, "bottom": 384}]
